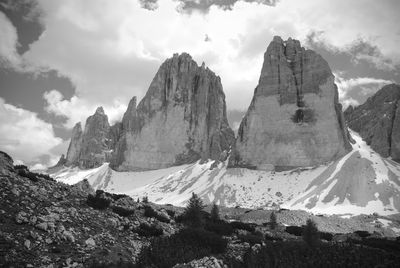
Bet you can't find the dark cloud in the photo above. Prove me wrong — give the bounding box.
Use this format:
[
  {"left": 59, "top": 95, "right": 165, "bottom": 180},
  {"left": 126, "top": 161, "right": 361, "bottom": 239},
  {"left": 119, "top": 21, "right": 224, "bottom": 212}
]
[
  {"left": 138, "top": 0, "right": 277, "bottom": 13},
  {"left": 0, "top": 0, "right": 43, "bottom": 54}
]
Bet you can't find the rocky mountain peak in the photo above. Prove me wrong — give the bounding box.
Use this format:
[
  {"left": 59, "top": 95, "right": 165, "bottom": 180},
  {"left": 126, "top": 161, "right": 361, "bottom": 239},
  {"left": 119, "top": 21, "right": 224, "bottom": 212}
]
[
  {"left": 65, "top": 108, "right": 111, "bottom": 169},
  {"left": 230, "top": 36, "right": 351, "bottom": 170},
  {"left": 344, "top": 83, "right": 400, "bottom": 161},
  {"left": 95, "top": 106, "right": 105, "bottom": 115},
  {"left": 111, "top": 53, "right": 234, "bottom": 171}
]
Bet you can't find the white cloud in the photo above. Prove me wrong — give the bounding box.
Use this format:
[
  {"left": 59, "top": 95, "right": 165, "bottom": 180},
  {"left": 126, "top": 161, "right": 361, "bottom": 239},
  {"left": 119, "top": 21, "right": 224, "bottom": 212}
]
[
  {"left": 0, "top": 11, "right": 21, "bottom": 68},
  {"left": 334, "top": 74, "right": 393, "bottom": 109},
  {"left": 43, "top": 89, "right": 127, "bottom": 128},
  {"left": 0, "top": 97, "right": 63, "bottom": 166}
]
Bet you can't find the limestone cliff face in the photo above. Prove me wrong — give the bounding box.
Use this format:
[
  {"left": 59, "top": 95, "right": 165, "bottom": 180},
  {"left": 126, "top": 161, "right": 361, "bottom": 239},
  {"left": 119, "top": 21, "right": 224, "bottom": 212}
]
[
  {"left": 65, "top": 123, "right": 83, "bottom": 166},
  {"left": 344, "top": 84, "right": 400, "bottom": 161},
  {"left": 111, "top": 53, "right": 235, "bottom": 171},
  {"left": 65, "top": 107, "right": 111, "bottom": 169},
  {"left": 230, "top": 36, "right": 351, "bottom": 170}
]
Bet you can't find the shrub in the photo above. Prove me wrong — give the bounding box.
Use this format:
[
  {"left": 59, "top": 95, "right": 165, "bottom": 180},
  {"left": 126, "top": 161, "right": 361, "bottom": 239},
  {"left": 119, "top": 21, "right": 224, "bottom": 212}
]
[
  {"left": 285, "top": 226, "right": 303, "bottom": 236},
  {"left": 238, "top": 241, "right": 400, "bottom": 268},
  {"left": 14, "top": 165, "right": 54, "bottom": 182},
  {"left": 137, "top": 223, "right": 163, "bottom": 237},
  {"left": 87, "top": 191, "right": 112, "bottom": 210},
  {"left": 143, "top": 205, "right": 170, "bottom": 223},
  {"left": 302, "top": 219, "right": 320, "bottom": 248},
  {"left": 181, "top": 193, "right": 206, "bottom": 228},
  {"left": 137, "top": 228, "right": 227, "bottom": 268},
  {"left": 319, "top": 231, "right": 333, "bottom": 242},
  {"left": 205, "top": 220, "right": 234, "bottom": 236},
  {"left": 112, "top": 206, "right": 135, "bottom": 217},
  {"left": 210, "top": 203, "right": 220, "bottom": 221},
  {"left": 270, "top": 211, "right": 277, "bottom": 230},
  {"left": 230, "top": 221, "right": 256, "bottom": 232},
  {"left": 354, "top": 230, "right": 371, "bottom": 238},
  {"left": 238, "top": 231, "right": 264, "bottom": 245}
]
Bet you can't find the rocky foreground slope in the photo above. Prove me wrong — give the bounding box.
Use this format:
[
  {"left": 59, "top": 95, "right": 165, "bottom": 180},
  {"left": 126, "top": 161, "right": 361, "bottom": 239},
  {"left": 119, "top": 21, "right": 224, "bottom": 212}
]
[
  {"left": 3, "top": 151, "right": 400, "bottom": 267},
  {"left": 344, "top": 84, "right": 400, "bottom": 162},
  {"left": 230, "top": 36, "right": 351, "bottom": 170}
]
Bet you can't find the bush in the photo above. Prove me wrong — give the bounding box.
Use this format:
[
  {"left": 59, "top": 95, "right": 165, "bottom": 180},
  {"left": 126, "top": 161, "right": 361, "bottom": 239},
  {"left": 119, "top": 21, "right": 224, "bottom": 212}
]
[
  {"left": 137, "top": 223, "right": 163, "bottom": 237},
  {"left": 143, "top": 205, "right": 170, "bottom": 223},
  {"left": 230, "top": 221, "right": 256, "bottom": 232},
  {"left": 87, "top": 191, "right": 112, "bottom": 210},
  {"left": 210, "top": 203, "right": 220, "bottom": 221},
  {"left": 319, "top": 231, "right": 333, "bottom": 242},
  {"left": 14, "top": 165, "right": 54, "bottom": 182},
  {"left": 137, "top": 228, "right": 227, "bottom": 268},
  {"left": 205, "top": 220, "right": 234, "bottom": 236},
  {"left": 285, "top": 226, "right": 303, "bottom": 236},
  {"left": 354, "top": 230, "right": 371, "bottom": 238},
  {"left": 238, "top": 231, "right": 264, "bottom": 245},
  {"left": 270, "top": 211, "right": 277, "bottom": 230},
  {"left": 302, "top": 219, "right": 320, "bottom": 248},
  {"left": 181, "top": 193, "right": 206, "bottom": 228},
  {"left": 112, "top": 206, "right": 135, "bottom": 217}
]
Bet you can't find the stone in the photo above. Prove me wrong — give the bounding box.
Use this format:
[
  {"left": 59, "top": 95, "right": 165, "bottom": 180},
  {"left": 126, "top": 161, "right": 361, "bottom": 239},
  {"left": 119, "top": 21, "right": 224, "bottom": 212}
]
[
  {"left": 24, "top": 239, "right": 31, "bottom": 250},
  {"left": 15, "top": 212, "right": 29, "bottom": 224},
  {"left": 85, "top": 237, "right": 96, "bottom": 247},
  {"left": 344, "top": 84, "right": 400, "bottom": 162},
  {"left": 111, "top": 53, "right": 235, "bottom": 171},
  {"left": 63, "top": 230, "right": 75, "bottom": 243},
  {"left": 230, "top": 36, "right": 351, "bottom": 170},
  {"left": 0, "top": 151, "right": 15, "bottom": 176},
  {"left": 36, "top": 222, "right": 48, "bottom": 231}
]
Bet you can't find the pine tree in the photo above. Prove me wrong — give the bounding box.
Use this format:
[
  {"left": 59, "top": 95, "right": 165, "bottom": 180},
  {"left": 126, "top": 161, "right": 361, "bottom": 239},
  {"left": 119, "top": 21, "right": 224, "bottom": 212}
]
[
  {"left": 183, "top": 193, "right": 205, "bottom": 228},
  {"left": 270, "top": 211, "right": 277, "bottom": 230},
  {"left": 142, "top": 196, "right": 149, "bottom": 203},
  {"left": 302, "top": 219, "right": 320, "bottom": 248},
  {"left": 210, "top": 203, "right": 220, "bottom": 222}
]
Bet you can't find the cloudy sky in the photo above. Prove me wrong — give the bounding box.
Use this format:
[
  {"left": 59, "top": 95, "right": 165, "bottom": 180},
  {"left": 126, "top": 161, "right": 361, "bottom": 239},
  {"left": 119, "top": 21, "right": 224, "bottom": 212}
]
[{"left": 0, "top": 0, "right": 399, "bottom": 168}]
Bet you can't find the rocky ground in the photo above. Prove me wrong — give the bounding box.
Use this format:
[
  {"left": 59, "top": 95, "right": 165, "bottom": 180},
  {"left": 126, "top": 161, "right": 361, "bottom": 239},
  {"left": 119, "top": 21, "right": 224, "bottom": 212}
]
[{"left": 2, "top": 150, "right": 400, "bottom": 268}]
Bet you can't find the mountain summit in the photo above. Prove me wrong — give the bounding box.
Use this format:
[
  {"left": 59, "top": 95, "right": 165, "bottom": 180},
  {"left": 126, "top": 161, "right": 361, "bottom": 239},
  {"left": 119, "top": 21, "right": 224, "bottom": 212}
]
[
  {"left": 111, "top": 53, "right": 235, "bottom": 171},
  {"left": 230, "top": 36, "right": 351, "bottom": 170}
]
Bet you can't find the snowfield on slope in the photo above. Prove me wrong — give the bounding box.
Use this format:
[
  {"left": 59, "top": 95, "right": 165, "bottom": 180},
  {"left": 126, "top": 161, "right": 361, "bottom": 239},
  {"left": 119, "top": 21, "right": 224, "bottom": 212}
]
[{"left": 50, "top": 131, "right": 400, "bottom": 216}]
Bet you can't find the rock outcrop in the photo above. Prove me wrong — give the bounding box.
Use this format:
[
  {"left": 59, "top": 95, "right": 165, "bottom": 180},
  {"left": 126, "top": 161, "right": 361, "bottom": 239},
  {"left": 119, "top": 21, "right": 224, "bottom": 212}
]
[
  {"left": 344, "top": 84, "right": 400, "bottom": 161},
  {"left": 230, "top": 36, "right": 351, "bottom": 170},
  {"left": 0, "top": 151, "right": 15, "bottom": 176},
  {"left": 65, "top": 107, "right": 111, "bottom": 169},
  {"left": 111, "top": 53, "right": 235, "bottom": 171}
]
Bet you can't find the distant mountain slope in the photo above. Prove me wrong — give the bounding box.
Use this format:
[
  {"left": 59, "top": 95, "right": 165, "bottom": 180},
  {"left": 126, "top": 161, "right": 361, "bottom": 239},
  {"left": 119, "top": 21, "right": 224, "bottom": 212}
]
[
  {"left": 344, "top": 84, "right": 400, "bottom": 162},
  {"left": 50, "top": 131, "right": 400, "bottom": 216}
]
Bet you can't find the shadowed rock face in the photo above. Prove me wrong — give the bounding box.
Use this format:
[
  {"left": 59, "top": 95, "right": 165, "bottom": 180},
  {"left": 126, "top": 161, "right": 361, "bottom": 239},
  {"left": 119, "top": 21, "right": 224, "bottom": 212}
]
[
  {"left": 344, "top": 84, "right": 400, "bottom": 162},
  {"left": 230, "top": 36, "right": 351, "bottom": 170},
  {"left": 111, "top": 53, "right": 235, "bottom": 171},
  {"left": 65, "top": 107, "right": 111, "bottom": 169}
]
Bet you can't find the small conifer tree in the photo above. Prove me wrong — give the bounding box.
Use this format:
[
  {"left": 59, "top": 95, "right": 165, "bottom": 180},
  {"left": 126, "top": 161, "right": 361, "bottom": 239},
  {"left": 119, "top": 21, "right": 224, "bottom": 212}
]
[
  {"left": 302, "top": 219, "right": 320, "bottom": 248},
  {"left": 183, "top": 193, "right": 205, "bottom": 228},
  {"left": 270, "top": 211, "right": 277, "bottom": 230},
  {"left": 142, "top": 196, "right": 149, "bottom": 203},
  {"left": 210, "top": 203, "right": 220, "bottom": 222}
]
